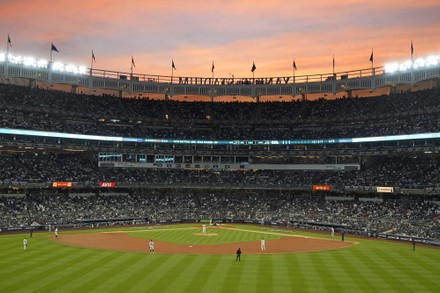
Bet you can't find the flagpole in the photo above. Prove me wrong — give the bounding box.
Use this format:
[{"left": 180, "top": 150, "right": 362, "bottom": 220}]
[
  {"left": 332, "top": 54, "right": 335, "bottom": 76},
  {"left": 6, "top": 34, "right": 10, "bottom": 57},
  {"left": 212, "top": 61, "right": 214, "bottom": 80},
  {"left": 293, "top": 59, "right": 296, "bottom": 84},
  {"left": 411, "top": 40, "right": 414, "bottom": 62},
  {"left": 292, "top": 60, "right": 294, "bottom": 82},
  {"left": 251, "top": 61, "right": 256, "bottom": 84},
  {"left": 171, "top": 59, "right": 174, "bottom": 83},
  {"left": 90, "top": 51, "right": 94, "bottom": 76},
  {"left": 50, "top": 43, "right": 53, "bottom": 63}
]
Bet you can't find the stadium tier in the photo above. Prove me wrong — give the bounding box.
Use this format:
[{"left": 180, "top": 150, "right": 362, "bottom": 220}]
[{"left": 0, "top": 62, "right": 439, "bottom": 245}]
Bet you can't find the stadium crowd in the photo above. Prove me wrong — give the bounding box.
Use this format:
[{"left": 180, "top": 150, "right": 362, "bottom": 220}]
[
  {"left": 0, "top": 190, "right": 438, "bottom": 241},
  {"left": 0, "top": 83, "right": 439, "bottom": 243},
  {"left": 0, "top": 153, "right": 440, "bottom": 189},
  {"left": 1, "top": 83, "right": 440, "bottom": 140}
]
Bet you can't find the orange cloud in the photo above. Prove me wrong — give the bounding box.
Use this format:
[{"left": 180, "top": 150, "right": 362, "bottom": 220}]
[{"left": 2, "top": 0, "right": 440, "bottom": 78}]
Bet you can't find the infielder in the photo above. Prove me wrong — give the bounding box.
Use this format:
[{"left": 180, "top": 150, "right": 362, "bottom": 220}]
[
  {"left": 149, "top": 240, "right": 155, "bottom": 253},
  {"left": 260, "top": 238, "right": 266, "bottom": 251},
  {"left": 331, "top": 227, "right": 335, "bottom": 237},
  {"left": 202, "top": 224, "right": 207, "bottom": 234},
  {"left": 23, "top": 237, "right": 27, "bottom": 250},
  {"left": 55, "top": 227, "right": 59, "bottom": 238}
]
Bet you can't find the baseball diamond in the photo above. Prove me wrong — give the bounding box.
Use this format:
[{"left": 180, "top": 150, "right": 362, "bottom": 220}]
[
  {"left": 1, "top": 11, "right": 440, "bottom": 292},
  {"left": 1, "top": 224, "right": 439, "bottom": 292},
  {"left": 50, "top": 225, "right": 356, "bottom": 254}
]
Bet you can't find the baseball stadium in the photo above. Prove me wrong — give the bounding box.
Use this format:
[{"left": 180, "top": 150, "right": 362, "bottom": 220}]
[
  {"left": 2, "top": 1, "right": 440, "bottom": 291},
  {"left": 1, "top": 49, "right": 440, "bottom": 291}
]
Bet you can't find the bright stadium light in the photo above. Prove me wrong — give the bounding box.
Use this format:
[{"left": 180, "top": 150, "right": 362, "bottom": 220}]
[
  {"left": 385, "top": 54, "right": 440, "bottom": 73},
  {"left": 23, "top": 56, "right": 37, "bottom": 67},
  {"left": 65, "top": 64, "right": 76, "bottom": 73},
  {"left": 384, "top": 63, "right": 399, "bottom": 74},
  {"left": 413, "top": 58, "right": 425, "bottom": 69},
  {"left": 78, "top": 66, "right": 87, "bottom": 75},
  {"left": 9, "top": 54, "right": 22, "bottom": 64},
  {"left": 52, "top": 62, "right": 64, "bottom": 71},
  {"left": 0, "top": 52, "right": 87, "bottom": 75},
  {"left": 399, "top": 60, "right": 412, "bottom": 71},
  {"left": 37, "top": 59, "right": 48, "bottom": 68},
  {"left": 426, "top": 55, "right": 439, "bottom": 66}
]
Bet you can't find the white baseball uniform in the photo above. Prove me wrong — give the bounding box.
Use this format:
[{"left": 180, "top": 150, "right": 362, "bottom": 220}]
[
  {"left": 149, "top": 240, "right": 155, "bottom": 253},
  {"left": 261, "top": 239, "right": 266, "bottom": 251}
]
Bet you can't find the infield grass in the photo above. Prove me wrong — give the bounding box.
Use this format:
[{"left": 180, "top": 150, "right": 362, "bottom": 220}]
[{"left": 0, "top": 224, "right": 439, "bottom": 292}]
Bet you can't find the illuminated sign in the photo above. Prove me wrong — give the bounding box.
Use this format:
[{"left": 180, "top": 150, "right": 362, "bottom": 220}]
[
  {"left": 99, "top": 182, "right": 116, "bottom": 188},
  {"left": 1, "top": 128, "right": 440, "bottom": 146},
  {"left": 52, "top": 182, "right": 72, "bottom": 188},
  {"left": 376, "top": 186, "right": 394, "bottom": 193},
  {"left": 312, "top": 185, "right": 331, "bottom": 191}
]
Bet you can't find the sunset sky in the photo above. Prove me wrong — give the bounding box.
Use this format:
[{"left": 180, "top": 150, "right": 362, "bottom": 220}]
[{"left": 2, "top": 0, "right": 440, "bottom": 79}]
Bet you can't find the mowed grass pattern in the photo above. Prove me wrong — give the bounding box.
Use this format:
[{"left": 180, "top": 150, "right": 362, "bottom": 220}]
[
  {"left": 0, "top": 224, "right": 439, "bottom": 293},
  {"left": 128, "top": 225, "right": 281, "bottom": 244}
]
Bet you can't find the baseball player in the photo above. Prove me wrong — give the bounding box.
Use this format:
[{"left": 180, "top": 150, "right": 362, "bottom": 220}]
[
  {"left": 23, "top": 237, "right": 27, "bottom": 250},
  {"left": 236, "top": 248, "right": 242, "bottom": 261},
  {"left": 331, "top": 227, "right": 335, "bottom": 237},
  {"left": 202, "top": 224, "right": 207, "bottom": 234},
  {"left": 260, "top": 238, "right": 266, "bottom": 251},
  {"left": 149, "top": 240, "right": 155, "bottom": 253},
  {"left": 55, "top": 227, "right": 59, "bottom": 238}
]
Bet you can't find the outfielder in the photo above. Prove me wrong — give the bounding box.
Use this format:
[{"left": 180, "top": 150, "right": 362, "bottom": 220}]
[
  {"left": 260, "top": 238, "right": 266, "bottom": 251},
  {"left": 202, "top": 224, "right": 207, "bottom": 234},
  {"left": 23, "top": 237, "right": 27, "bottom": 250},
  {"left": 149, "top": 240, "right": 155, "bottom": 253}
]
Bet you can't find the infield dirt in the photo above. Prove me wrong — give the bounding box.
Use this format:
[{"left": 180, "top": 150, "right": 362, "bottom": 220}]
[{"left": 51, "top": 226, "right": 355, "bottom": 254}]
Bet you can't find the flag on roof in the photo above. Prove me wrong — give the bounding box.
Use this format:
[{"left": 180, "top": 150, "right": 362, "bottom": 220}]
[
  {"left": 51, "top": 43, "right": 59, "bottom": 52},
  {"left": 251, "top": 61, "right": 256, "bottom": 72}
]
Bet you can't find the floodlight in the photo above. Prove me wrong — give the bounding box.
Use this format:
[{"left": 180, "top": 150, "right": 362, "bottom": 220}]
[
  {"left": 426, "top": 55, "right": 439, "bottom": 66},
  {"left": 23, "top": 56, "right": 37, "bottom": 67},
  {"left": 413, "top": 58, "right": 425, "bottom": 69},
  {"left": 78, "top": 66, "right": 87, "bottom": 75},
  {"left": 65, "top": 64, "right": 76, "bottom": 73},
  {"left": 384, "top": 63, "right": 398, "bottom": 73},
  {"left": 52, "top": 62, "right": 64, "bottom": 71},
  {"left": 37, "top": 59, "right": 48, "bottom": 68}
]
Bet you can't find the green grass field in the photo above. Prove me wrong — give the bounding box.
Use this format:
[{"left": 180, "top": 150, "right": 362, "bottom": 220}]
[{"left": 0, "top": 224, "right": 439, "bottom": 292}]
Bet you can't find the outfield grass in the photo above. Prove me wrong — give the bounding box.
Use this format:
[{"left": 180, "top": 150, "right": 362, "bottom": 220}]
[{"left": 0, "top": 224, "right": 439, "bottom": 292}]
